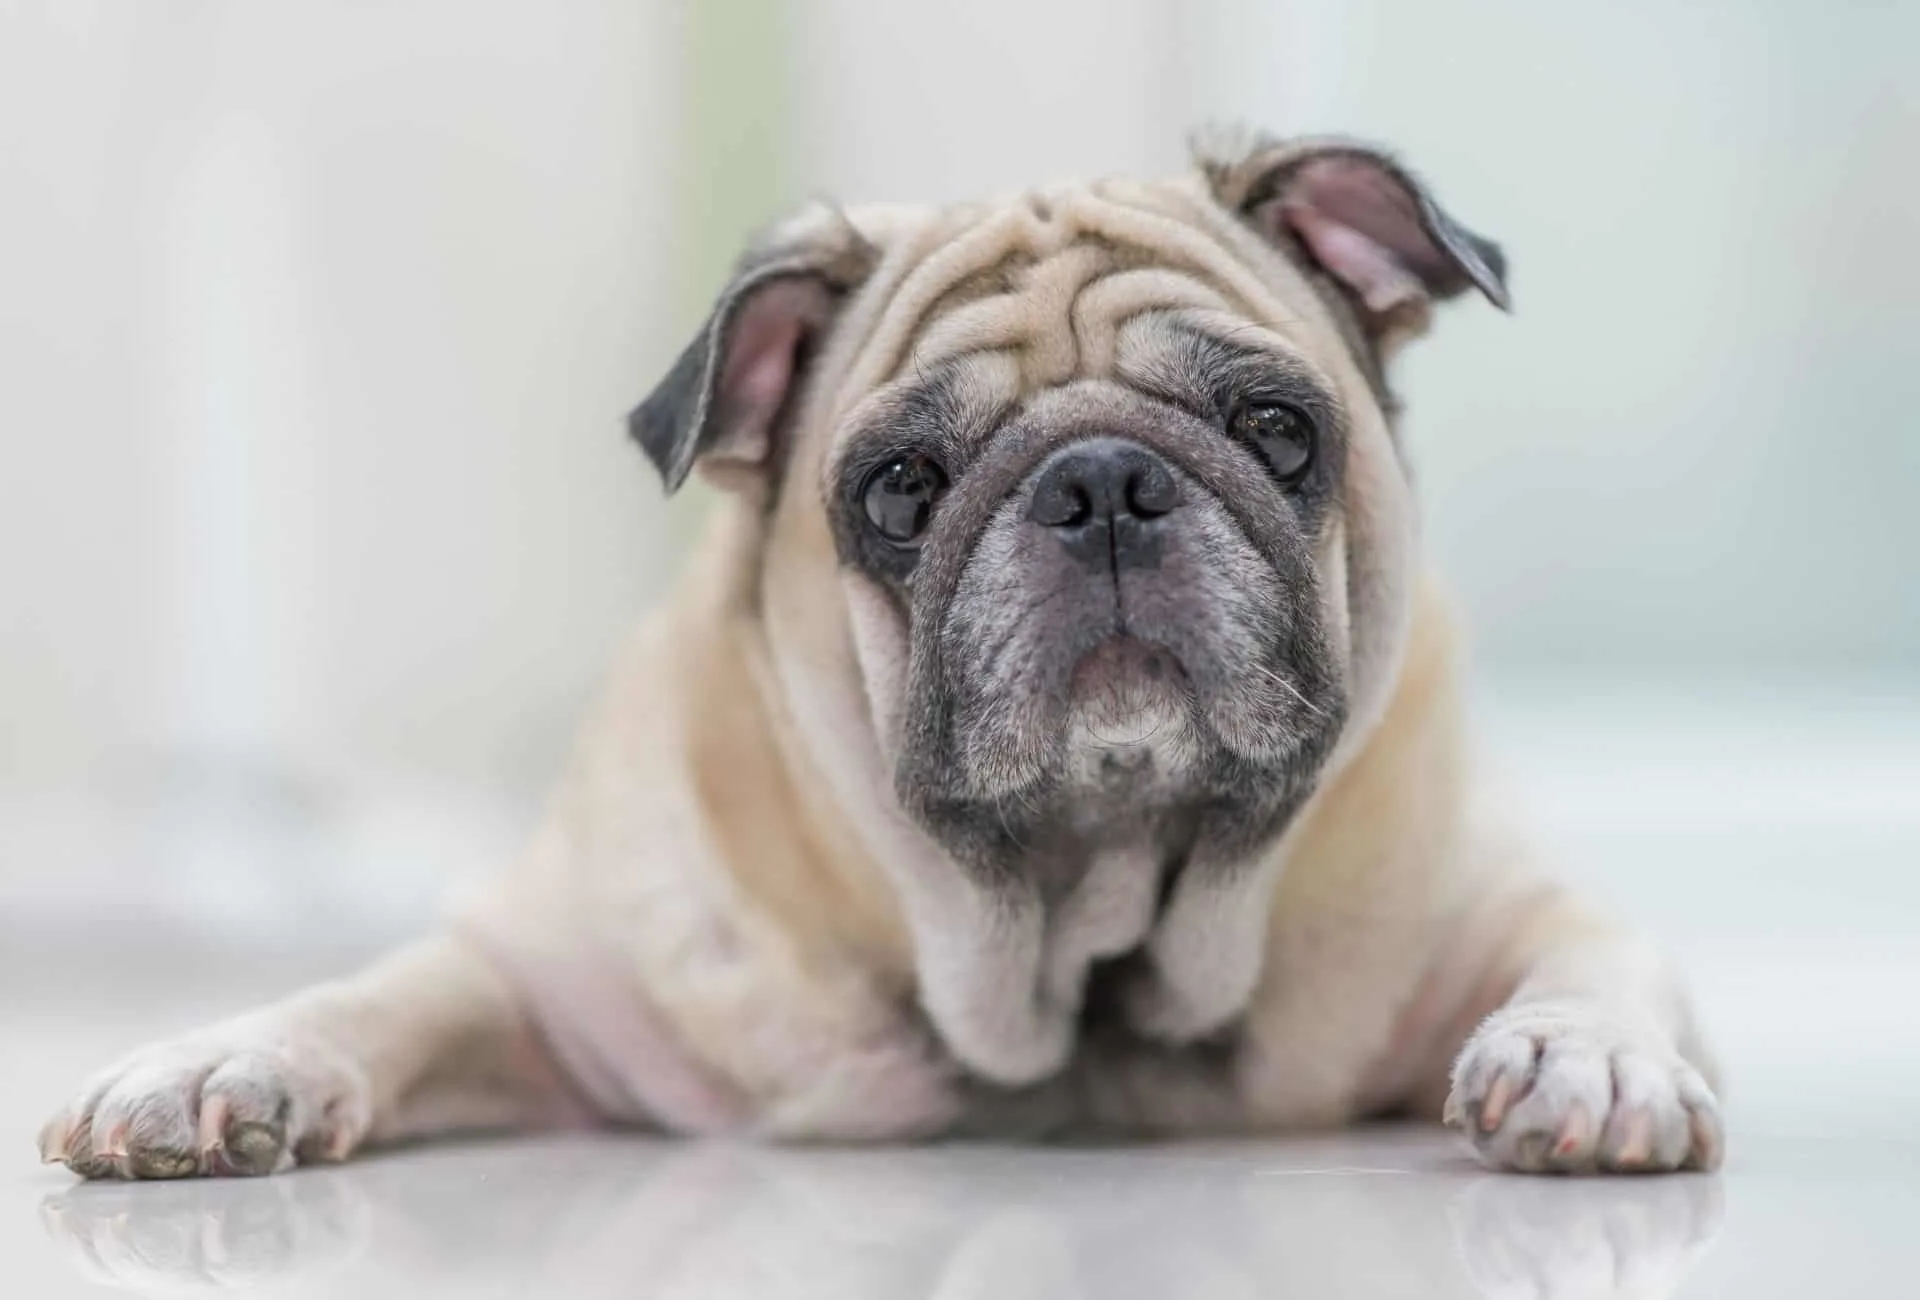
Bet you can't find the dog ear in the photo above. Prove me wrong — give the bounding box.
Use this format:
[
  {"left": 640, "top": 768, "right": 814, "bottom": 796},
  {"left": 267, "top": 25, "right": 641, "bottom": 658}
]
[
  {"left": 630, "top": 208, "right": 877, "bottom": 495},
  {"left": 1200, "top": 133, "right": 1509, "bottom": 347}
]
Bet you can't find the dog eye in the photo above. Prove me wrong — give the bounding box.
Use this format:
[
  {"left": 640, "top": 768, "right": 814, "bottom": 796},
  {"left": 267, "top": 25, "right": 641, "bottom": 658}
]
[
  {"left": 1231, "top": 401, "right": 1315, "bottom": 483},
  {"left": 861, "top": 453, "right": 949, "bottom": 544}
]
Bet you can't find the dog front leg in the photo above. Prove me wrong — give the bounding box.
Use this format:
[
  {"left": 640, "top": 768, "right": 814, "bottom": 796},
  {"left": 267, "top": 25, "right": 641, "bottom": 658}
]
[
  {"left": 38, "top": 933, "right": 578, "bottom": 1179},
  {"left": 1440, "top": 896, "right": 1725, "bottom": 1174}
]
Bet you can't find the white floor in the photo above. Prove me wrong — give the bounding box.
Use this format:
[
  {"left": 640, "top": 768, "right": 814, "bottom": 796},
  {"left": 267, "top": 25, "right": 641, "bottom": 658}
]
[
  {"left": 17, "top": 1126, "right": 1920, "bottom": 1299},
  {"left": 6, "top": 682, "right": 1920, "bottom": 1297}
]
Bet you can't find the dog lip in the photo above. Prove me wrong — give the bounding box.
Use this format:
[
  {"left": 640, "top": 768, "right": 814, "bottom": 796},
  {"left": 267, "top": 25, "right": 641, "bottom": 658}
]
[{"left": 1066, "top": 633, "right": 1187, "bottom": 698}]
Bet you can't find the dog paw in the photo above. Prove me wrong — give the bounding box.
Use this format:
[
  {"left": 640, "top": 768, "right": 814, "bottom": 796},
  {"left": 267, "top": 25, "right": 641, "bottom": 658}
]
[
  {"left": 1445, "top": 1002, "right": 1724, "bottom": 1175},
  {"left": 37, "top": 1023, "right": 372, "bottom": 1179}
]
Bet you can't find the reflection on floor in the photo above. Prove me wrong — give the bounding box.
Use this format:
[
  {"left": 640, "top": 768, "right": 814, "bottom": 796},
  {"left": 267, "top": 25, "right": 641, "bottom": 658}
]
[
  {"left": 15, "top": 1126, "right": 1920, "bottom": 1299},
  {"left": 29, "top": 1130, "right": 1715, "bottom": 1297}
]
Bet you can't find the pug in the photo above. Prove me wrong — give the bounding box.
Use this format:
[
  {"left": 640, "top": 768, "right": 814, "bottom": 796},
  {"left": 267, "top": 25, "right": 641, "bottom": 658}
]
[{"left": 38, "top": 132, "right": 1723, "bottom": 1179}]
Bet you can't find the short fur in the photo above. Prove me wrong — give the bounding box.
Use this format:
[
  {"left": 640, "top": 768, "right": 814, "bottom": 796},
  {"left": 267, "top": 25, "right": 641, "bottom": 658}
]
[{"left": 39, "top": 134, "right": 1721, "bottom": 1178}]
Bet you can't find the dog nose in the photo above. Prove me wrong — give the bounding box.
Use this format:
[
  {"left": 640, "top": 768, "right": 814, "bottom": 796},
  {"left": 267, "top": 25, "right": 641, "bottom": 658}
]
[{"left": 1028, "top": 438, "right": 1181, "bottom": 570}]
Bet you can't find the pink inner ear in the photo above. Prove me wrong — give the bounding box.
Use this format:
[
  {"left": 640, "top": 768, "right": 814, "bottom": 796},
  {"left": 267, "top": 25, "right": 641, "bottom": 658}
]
[
  {"left": 1283, "top": 201, "right": 1428, "bottom": 316},
  {"left": 1275, "top": 155, "right": 1461, "bottom": 321},
  {"left": 710, "top": 279, "right": 829, "bottom": 469}
]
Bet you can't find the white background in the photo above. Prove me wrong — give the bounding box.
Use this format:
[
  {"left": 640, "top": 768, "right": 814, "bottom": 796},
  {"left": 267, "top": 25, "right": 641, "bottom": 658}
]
[{"left": 1, "top": 1, "right": 1915, "bottom": 967}]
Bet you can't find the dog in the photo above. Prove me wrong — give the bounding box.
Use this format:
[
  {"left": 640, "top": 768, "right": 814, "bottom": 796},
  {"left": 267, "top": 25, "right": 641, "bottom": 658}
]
[{"left": 38, "top": 132, "right": 1722, "bottom": 1179}]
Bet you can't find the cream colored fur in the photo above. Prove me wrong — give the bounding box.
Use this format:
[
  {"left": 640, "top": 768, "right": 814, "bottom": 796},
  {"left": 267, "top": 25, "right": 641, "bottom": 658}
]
[{"left": 39, "top": 157, "right": 1722, "bottom": 1178}]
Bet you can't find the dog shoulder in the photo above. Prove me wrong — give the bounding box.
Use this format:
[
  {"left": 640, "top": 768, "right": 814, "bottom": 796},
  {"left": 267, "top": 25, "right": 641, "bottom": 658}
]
[{"left": 458, "top": 517, "right": 945, "bottom": 1136}]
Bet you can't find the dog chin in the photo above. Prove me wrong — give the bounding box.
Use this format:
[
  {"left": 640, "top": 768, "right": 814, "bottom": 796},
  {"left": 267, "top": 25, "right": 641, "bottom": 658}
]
[{"left": 1062, "top": 635, "right": 1201, "bottom": 786}]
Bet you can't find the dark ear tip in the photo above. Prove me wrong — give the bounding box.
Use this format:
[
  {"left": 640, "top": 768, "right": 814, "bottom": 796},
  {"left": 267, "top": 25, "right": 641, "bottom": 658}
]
[
  {"left": 1477, "top": 239, "right": 1513, "bottom": 312},
  {"left": 627, "top": 401, "right": 690, "bottom": 495},
  {"left": 1471, "top": 272, "right": 1512, "bottom": 313}
]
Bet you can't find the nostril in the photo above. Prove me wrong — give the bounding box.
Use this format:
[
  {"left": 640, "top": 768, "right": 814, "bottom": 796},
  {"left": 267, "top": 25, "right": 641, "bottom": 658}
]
[
  {"left": 1030, "top": 481, "right": 1093, "bottom": 529},
  {"left": 1055, "top": 487, "right": 1092, "bottom": 528},
  {"left": 1064, "top": 487, "right": 1093, "bottom": 527},
  {"left": 1126, "top": 464, "right": 1179, "bottom": 519}
]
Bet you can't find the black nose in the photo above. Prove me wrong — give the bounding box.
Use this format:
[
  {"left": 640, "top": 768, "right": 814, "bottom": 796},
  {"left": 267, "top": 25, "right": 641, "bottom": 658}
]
[{"left": 1027, "top": 438, "right": 1181, "bottom": 570}]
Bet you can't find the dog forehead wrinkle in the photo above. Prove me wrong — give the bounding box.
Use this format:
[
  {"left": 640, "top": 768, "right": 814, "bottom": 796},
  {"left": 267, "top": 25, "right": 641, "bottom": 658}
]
[
  {"left": 837, "top": 184, "right": 1318, "bottom": 410},
  {"left": 835, "top": 203, "right": 1066, "bottom": 404},
  {"left": 901, "top": 241, "right": 1112, "bottom": 394}
]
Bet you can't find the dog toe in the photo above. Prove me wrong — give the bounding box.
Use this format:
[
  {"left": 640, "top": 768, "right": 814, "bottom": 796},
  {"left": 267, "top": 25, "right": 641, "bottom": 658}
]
[{"left": 1449, "top": 1004, "right": 1724, "bottom": 1176}]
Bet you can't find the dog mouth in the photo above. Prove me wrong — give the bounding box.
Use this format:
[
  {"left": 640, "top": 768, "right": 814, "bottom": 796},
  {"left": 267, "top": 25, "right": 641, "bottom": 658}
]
[
  {"left": 1067, "top": 633, "right": 1183, "bottom": 697},
  {"left": 1064, "top": 634, "right": 1194, "bottom": 747}
]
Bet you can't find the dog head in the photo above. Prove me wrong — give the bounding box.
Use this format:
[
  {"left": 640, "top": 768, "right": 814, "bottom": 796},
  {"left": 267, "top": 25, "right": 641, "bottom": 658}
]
[
  {"left": 634, "top": 134, "right": 1503, "bottom": 881},
  {"left": 629, "top": 134, "right": 1506, "bottom": 1079}
]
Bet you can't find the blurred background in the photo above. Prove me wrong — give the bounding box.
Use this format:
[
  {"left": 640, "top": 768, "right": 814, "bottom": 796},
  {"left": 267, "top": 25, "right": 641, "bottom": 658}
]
[{"left": 2, "top": 2, "right": 1916, "bottom": 1135}]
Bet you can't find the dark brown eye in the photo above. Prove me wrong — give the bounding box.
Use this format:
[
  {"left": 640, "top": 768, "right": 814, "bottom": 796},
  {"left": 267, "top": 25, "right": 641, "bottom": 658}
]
[
  {"left": 861, "top": 452, "right": 949, "bottom": 544},
  {"left": 1231, "top": 401, "right": 1315, "bottom": 483}
]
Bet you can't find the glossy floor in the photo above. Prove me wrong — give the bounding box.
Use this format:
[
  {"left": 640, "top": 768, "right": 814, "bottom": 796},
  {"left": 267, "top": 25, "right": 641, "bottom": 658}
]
[{"left": 13, "top": 1125, "right": 1920, "bottom": 1298}]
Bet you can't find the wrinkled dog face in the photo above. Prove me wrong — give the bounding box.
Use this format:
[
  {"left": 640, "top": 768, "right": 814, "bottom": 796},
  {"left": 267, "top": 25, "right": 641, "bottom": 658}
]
[
  {"left": 827, "top": 308, "right": 1351, "bottom": 883},
  {"left": 633, "top": 135, "right": 1508, "bottom": 896}
]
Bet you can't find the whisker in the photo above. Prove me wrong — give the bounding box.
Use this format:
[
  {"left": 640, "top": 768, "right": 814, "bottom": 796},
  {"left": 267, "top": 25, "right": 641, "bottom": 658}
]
[{"left": 1247, "top": 661, "right": 1328, "bottom": 721}]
